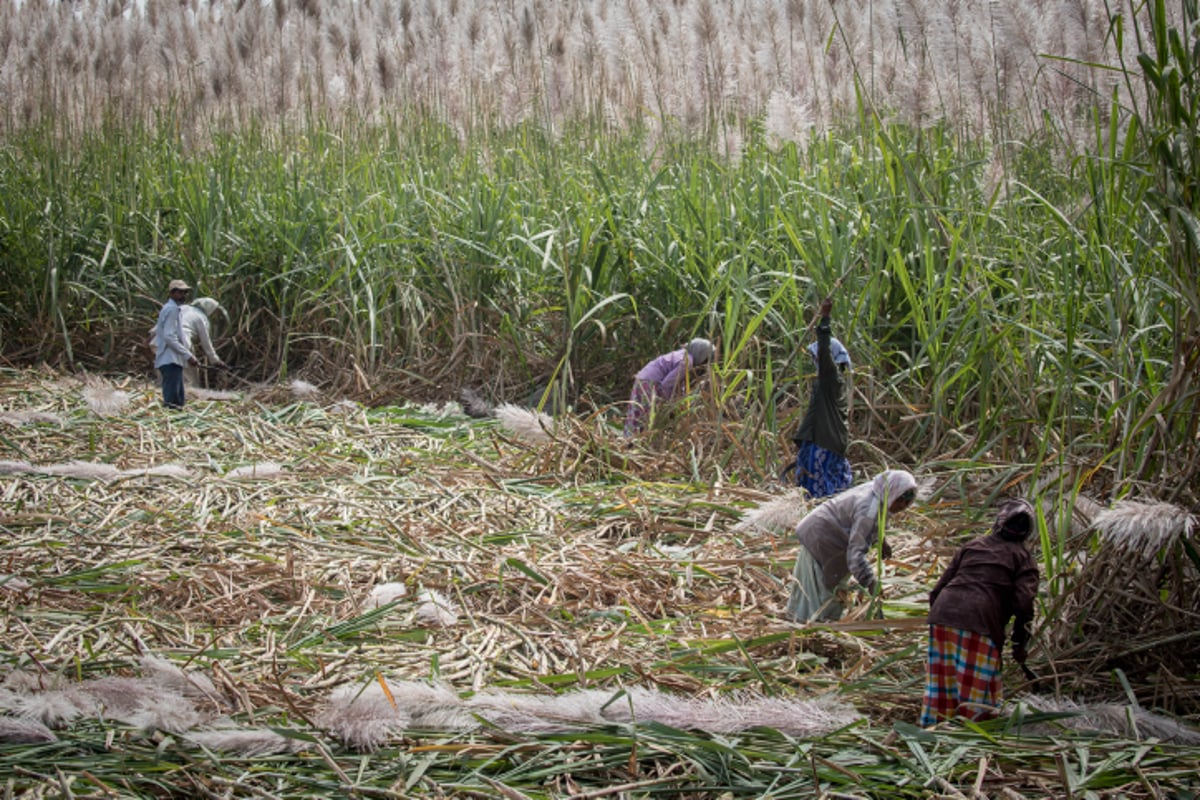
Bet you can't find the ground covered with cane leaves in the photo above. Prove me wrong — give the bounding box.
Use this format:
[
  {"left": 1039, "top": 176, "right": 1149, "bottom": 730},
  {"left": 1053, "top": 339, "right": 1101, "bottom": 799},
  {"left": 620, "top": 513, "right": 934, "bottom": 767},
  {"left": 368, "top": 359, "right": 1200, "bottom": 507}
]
[{"left": 1, "top": 368, "right": 1197, "bottom": 799}]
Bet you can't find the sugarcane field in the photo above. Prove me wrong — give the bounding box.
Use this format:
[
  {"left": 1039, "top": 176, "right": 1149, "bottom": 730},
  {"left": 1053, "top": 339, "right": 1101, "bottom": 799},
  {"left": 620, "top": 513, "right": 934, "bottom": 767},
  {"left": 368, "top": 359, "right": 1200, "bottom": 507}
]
[{"left": 1, "top": 0, "right": 1199, "bottom": 798}]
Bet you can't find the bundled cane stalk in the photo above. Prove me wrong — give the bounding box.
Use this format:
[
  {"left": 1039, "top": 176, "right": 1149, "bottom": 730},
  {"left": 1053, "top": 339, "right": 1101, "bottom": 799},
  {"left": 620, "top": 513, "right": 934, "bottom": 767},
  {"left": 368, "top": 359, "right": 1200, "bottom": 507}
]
[{"left": 1038, "top": 499, "right": 1200, "bottom": 713}]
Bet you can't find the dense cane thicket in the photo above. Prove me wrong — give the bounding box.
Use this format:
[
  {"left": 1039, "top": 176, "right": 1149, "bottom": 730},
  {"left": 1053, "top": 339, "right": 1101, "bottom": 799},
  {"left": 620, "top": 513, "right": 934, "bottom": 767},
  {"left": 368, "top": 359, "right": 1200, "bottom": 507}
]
[{"left": 0, "top": 0, "right": 1196, "bottom": 504}]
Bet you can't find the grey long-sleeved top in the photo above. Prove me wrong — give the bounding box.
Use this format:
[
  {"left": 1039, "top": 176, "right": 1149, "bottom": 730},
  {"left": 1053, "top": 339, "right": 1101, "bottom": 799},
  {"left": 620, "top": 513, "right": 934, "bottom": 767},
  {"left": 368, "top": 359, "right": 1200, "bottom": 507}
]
[{"left": 794, "top": 470, "right": 917, "bottom": 593}]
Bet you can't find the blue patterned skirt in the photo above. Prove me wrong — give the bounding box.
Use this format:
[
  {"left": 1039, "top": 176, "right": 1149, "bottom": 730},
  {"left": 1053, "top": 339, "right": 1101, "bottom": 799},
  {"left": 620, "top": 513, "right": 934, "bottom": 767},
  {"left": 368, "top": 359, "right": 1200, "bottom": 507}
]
[{"left": 794, "top": 442, "right": 852, "bottom": 498}]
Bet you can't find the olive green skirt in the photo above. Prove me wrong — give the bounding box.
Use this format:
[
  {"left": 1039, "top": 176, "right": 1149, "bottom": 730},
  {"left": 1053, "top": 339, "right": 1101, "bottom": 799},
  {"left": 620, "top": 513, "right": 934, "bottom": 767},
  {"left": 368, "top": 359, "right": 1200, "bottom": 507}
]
[{"left": 785, "top": 545, "right": 845, "bottom": 622}]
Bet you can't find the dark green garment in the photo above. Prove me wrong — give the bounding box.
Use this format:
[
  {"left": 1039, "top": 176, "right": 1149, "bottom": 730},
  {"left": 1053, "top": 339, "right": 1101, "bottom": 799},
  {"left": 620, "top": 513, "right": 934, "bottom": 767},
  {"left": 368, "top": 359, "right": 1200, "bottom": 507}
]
[{"left": 791, "top": 318, "right": 849, "bottom": 456}]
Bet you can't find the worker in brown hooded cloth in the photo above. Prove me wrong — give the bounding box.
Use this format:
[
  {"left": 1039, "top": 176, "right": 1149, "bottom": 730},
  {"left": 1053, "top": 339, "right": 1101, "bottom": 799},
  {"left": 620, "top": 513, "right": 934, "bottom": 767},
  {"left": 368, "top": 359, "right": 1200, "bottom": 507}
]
[{"left": 920, "top": 498, "right": 1039, "bottom": 726}]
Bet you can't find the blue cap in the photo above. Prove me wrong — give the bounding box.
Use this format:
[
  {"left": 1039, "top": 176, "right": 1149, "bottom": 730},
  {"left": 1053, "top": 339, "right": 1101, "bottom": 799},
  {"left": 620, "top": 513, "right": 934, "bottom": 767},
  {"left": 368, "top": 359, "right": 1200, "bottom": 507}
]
[{"left": 808, "top": 337, "right": 851, "bottom": 367}]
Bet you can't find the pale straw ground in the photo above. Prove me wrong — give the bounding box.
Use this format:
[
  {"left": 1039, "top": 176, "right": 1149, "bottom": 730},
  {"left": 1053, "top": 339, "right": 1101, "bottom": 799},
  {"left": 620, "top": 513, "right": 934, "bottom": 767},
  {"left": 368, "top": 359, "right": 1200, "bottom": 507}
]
[{"left": 1, "top": 367, "right": 1197, "bottom": 796}]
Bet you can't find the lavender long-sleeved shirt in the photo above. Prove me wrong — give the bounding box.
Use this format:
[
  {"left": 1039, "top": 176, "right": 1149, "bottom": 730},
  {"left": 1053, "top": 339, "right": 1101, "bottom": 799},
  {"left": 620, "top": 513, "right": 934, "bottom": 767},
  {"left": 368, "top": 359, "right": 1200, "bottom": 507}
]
[{"left": 634, "top": 348, "right": 694, "bottom": 399}]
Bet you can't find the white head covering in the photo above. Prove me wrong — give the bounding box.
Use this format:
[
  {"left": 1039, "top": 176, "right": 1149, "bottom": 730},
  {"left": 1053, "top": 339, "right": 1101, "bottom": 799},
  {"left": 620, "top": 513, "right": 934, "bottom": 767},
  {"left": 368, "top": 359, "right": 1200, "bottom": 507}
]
[
  {"left": 191, "top": 297, "right": 223, "bottom": 317},
  {"left": 808, "top": 337, "right": 851, "bottom": 367},
  {"left": 685, "top": 338, "right": 714, "bottom": 366},
  {"left": 871, "top": 470, "right": 917, "bottom": 510}
]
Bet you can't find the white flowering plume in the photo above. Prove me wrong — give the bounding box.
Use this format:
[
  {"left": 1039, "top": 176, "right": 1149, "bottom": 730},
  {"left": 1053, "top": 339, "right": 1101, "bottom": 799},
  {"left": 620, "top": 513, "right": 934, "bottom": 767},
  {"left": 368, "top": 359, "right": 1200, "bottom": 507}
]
[
  {"left": 1011, "top": 695, "right": 1200, "bottom": 744},
  {"left": 414, "top": 589, "right": 460, "bottom": 627},
  {"left": 0, "top": 460, "right": 191, "bottom": 481},
  {"left": 0, "top": 657, "right": 303, "bottom": 756},
  {"left": 289, "top": 380, "right": 321, "bottom": 401},
  {"left": 225, "top": 462, "right": 284, "bottom": 480},
  {"left": 733, "top": 490, "right": 814, "bottom": 534},
  {"left": 1093, "top": 500, "right": 1196, "bottom": 559},
  {"left": 493, "top": 403, "right": 555, "bottom": 444},
  {"left": 367, "top": 582, "right": 407, "bottom": 608},
  {"left": 82, "top": 379, "right": 131, "bottom": 417},
  {"left": 317, "top": 677, "right": 862, "bottom": 752},
  {"left": 0, "top": 410, "right": 63, "bottom": 426}
]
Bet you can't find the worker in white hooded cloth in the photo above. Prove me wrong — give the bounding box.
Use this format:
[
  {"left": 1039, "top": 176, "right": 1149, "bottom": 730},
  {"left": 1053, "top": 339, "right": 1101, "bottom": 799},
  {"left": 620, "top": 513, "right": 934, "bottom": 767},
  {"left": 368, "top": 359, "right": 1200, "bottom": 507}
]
[{"left": 785, "top": 469, "right": 918, "bottom": 622}]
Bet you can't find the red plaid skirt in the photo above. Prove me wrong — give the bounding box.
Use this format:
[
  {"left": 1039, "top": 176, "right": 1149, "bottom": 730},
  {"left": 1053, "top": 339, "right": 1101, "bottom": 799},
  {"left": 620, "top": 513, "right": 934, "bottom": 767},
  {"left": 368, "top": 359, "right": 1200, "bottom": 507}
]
[{"left": 920, "top": 625, "right": 1002, "bottom": 726}]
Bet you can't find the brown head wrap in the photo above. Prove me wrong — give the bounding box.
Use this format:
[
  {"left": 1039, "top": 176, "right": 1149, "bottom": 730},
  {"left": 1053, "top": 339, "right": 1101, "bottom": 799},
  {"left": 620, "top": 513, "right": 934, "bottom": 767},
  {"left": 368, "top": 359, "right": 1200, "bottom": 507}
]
[{"left": 993, "top": 498, "right": 1035, "bottom": 541}]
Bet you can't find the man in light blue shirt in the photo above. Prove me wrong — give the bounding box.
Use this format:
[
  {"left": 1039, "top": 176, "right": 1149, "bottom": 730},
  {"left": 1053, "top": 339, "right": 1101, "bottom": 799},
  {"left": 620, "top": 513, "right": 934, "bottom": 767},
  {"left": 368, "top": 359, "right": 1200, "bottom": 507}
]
[
  {"left": 147, "top": 296, "right": 227, "bottom": 387},
  {"left": 153, "top": 279, "right": 199, "bottom": 409}
]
